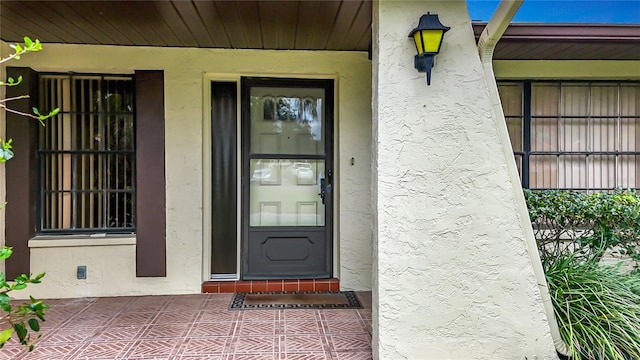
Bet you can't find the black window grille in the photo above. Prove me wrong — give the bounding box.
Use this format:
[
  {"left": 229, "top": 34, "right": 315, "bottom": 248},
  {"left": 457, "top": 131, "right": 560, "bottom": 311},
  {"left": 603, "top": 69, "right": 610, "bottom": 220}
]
[
  {"left": 498, "top": 81, "right": 640, "bottom": 191},
  {"left": 38, "top": 74, "right": 135, "bottom": 233}
]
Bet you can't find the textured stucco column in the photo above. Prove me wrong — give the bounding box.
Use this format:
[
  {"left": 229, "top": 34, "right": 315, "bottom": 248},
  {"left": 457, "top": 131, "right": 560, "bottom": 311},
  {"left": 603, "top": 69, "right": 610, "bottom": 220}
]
[{"left": 372, "top": 1, "right": 557, "bottom": 359}]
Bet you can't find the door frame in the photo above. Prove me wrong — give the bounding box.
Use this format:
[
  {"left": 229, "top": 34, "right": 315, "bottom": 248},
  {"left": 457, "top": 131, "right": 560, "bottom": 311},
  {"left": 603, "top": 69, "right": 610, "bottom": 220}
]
[
  {"left": 201, "top": 73, "right": 339, "bottom": 283},
  {"left": 240, "top": 77, "right": 335, "bottom": 279}
]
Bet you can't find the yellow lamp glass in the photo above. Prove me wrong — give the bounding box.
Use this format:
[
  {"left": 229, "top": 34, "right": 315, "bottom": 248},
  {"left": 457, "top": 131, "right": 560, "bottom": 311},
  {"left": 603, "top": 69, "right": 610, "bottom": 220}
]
[{"left": 413, "top": 29, "right": 444, "bottom": 54}]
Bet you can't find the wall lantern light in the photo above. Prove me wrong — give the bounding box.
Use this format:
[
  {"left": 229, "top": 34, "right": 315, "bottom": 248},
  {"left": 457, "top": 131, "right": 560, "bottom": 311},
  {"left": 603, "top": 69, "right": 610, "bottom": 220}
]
[{"left": 408, "top": 12, "right": 450, "bottom": 85}]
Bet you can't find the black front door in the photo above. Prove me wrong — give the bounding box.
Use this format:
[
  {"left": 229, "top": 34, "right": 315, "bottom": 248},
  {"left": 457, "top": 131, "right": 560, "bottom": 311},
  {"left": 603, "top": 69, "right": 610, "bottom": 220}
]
[{"left": 241, "top": 78, "right": 334, "bottom": 279}]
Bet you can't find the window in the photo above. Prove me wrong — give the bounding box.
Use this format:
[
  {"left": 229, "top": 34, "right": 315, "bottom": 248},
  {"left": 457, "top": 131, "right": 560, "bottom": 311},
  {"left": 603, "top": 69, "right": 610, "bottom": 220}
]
[
  {"left": 498, "top": 81, "right": 640, "bottom": 191},
  {"left": 38, "top": 74, "right": 135, "bottom": 233}
]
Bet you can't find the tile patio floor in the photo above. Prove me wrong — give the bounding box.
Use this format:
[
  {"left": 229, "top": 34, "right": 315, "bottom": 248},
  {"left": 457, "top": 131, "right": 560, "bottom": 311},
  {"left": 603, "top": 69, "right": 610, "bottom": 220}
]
[{"left": 1, "top": 292, "right": 372, "bottom": 360}]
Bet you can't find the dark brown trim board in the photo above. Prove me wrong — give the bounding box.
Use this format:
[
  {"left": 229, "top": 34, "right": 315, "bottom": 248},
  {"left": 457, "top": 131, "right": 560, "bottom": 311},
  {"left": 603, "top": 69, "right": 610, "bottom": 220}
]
[
  {"left": 134, "top": 70, "right": 167, "bottom": 277},
  {"left": 472, "top": 23, "right": 640, "bottom": 60},
  {"left": 5, "top": 67, "right": 39, "bottom": 279}
]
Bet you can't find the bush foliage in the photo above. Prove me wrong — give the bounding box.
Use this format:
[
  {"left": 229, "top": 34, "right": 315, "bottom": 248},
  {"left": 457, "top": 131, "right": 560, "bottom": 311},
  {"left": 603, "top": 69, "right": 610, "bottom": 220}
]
[
  {"left": 525, "top": 189, "right": 640, "bottom": 267},
  {"left": 525, "top": 189, "right": 640, "bottom": 360},
  {"left": 545, "top": 255, "right": 640, "bottom": 360},
  {"left": 0, "top": 248, "right": 48, "bottom": 351},
  {"left": 1, "top": 37, "right": 54, "bottom": 351}
]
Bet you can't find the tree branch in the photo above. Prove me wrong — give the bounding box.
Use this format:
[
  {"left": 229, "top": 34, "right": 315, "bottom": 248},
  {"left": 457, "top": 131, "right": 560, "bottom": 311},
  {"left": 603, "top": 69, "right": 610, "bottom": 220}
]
[
  {"left": 0, "top": 95, "right": 30, "bottom": 103},
  {"left": 0, "top": 104, "right": 41, "bottom": 120},
  {"left": 0, "top": 51, "right": 23, "bottom": 65}
]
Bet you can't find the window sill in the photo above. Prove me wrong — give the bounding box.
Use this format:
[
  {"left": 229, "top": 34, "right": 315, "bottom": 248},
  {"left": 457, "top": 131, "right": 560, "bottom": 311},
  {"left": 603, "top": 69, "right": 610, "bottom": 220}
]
[{"left": 28, "top": 234, "right": 136, "bottom": 248}]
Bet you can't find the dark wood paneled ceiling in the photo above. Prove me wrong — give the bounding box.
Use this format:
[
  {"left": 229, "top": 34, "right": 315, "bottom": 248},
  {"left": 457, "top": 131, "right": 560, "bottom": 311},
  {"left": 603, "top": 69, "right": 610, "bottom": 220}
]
[
  {"left": 0, "top": 0, "right": 372, "bottom": 51},
  {"left": 3, "top": 2, "right": 639, "bottom": 61},
  {"left": 473, "top": 23, "right": 640, "bottom": 60}
]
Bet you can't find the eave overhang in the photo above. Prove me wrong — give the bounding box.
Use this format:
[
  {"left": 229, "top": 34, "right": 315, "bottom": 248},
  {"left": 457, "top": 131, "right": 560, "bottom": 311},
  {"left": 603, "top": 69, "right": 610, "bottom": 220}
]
[
  {"left": 473, "top": 22, "right": 640, "bottom": 60},
  {"left": 1, "top": 0, "right": 372, "bottom": 52}
]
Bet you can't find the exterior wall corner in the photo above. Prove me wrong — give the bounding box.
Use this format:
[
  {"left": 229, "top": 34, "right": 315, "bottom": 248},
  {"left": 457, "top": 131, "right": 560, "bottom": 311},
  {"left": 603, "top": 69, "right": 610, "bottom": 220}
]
[{"left": 372, "top": 1, "right": 557, "bottom": 358}]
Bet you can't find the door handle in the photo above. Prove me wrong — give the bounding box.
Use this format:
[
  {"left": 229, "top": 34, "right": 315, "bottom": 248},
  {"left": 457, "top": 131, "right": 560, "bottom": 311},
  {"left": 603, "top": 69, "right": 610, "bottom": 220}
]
[
  {"left": 318, "top": 177, "right": 326, "bottom": 204},
  {"left": 318, "top": 169, "right": 332, "bottom": 205}
]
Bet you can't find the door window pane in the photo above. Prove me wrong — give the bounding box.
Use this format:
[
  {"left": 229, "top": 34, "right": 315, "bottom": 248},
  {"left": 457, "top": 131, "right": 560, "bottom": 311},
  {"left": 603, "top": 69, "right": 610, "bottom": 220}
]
[
  {"left": 250, "top": 87, "right": 325, "bottom": 155},
  {"left": 249, "top": 159, "right": 325, "bottom": 226}
]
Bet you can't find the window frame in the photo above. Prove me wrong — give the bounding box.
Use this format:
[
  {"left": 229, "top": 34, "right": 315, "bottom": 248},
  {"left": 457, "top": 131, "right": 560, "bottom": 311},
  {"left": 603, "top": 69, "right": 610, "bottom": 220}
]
[
  {"left": 36, "top": 72, "right": 137, "bottom": 235},
  {"left": 499, "top": 79, "right": 640, "bottom": 191}
]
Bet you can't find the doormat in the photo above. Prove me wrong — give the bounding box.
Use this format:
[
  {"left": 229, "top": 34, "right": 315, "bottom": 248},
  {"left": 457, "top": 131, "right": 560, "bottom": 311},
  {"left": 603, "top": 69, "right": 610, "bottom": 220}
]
[{"left": 230, "top": 291, "right": 362, "bottom": 309}]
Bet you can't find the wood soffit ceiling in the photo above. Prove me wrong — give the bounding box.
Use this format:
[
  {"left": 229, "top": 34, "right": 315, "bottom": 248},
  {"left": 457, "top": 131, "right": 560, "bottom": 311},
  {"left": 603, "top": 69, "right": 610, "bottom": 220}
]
[
  {"left": 0, "top": 0, "right": 372, "bottom": 51},
  {"left": 1, "top": 1, "right": 639, "bottom": 60}
]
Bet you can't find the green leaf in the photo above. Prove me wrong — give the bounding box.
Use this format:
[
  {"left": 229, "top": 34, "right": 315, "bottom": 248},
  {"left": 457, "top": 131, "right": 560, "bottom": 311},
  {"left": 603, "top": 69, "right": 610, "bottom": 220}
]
[
  {"left": 27, "top": 319, "right": 40, "bottom": 332},
  {"left": 29, "top": 39, "right": 43, "bottom": 52},
  {"left": 0, "top": 247, "right": 12, "bottom": 260},
  {"left": 23, "top": 37, "right": 33, "bottom": 47},
  {"left": 0, "top": 148, "right": 15, "bottom": 162},
  {"left": 0, "top": 328, "right": 13, "bottom": 345},
  {"left": 32, "top": 107, "right": 41, "bottom": 116},
  {"left": 12, "top": 283, "right": 27, "bottom": 291},
  {"left": 13, "top": 323, "right": 27, "bottom": 343},
  {"left": 0, "top": 292, "right": 10, "bottom": 305}
]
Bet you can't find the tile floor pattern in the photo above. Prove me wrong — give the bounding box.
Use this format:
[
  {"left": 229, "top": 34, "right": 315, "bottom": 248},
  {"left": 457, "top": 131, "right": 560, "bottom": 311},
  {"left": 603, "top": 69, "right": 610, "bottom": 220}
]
[{"left": 1, "top": 292, "right": 372, "bottom": 360}]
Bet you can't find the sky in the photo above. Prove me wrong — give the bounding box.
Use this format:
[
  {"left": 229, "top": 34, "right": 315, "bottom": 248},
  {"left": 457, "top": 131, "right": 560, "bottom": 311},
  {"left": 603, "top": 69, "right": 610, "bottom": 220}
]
[{"left": 467, "top": 0, "right": 640, "bottom": 23}]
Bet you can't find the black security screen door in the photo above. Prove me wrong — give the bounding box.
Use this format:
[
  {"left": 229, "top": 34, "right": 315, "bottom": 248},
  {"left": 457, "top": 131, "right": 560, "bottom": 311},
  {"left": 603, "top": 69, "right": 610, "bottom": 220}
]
[{"left": 241, "top": 78, "right": 334, "bottom": 279}]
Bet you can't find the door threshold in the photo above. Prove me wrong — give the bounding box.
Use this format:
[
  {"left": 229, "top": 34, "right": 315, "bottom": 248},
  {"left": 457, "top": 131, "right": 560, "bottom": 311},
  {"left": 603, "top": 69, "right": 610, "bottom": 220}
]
[{"left": 202, "top": 278, "right": 340, "bottom": 293}]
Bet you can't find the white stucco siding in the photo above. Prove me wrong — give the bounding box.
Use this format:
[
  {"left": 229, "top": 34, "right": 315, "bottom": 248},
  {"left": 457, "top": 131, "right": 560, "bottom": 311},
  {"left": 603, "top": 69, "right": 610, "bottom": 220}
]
[
  {"left": 335, "top": 70, "right": 374, "bottom": 291},
  {"left": 373, "top": 1, "right": 556, "bottom": 359},
  {"left": 1, "top": 43, "right": 372, "bottom": 299}
]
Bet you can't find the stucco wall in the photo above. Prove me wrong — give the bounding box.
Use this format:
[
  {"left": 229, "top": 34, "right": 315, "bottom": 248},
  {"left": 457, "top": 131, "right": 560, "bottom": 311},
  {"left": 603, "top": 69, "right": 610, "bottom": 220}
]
[
  {"left": 372, "top": 1, "right": 557, "bottom": 359},
  {"left": 0, "top": 43, "right": 372, "bottom": 299}
]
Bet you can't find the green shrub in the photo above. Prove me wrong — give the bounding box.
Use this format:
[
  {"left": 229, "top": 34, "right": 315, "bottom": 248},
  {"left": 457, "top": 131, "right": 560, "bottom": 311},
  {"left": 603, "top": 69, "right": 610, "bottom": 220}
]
[
  {"left": 525, "top": 189, "right": 640, "bottom": 359},
  {"left": 545, "top": 254, "right": 640, "bottom": 360},
  {"left": 524, "top": 189, "right": 640, "bottom": 266},
  {"left": 0, "top": 247, "right": 48, "bottom": 351}
]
